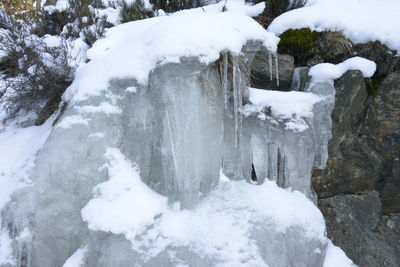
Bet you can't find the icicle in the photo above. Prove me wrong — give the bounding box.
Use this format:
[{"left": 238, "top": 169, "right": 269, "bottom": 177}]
[
  {"left": 165, "top": 109, "right": 178, "bottom": 175},
  {"left": 274, "top": 53, "right": 280, "bottom": 87},
  {"left": 268, "top": 52, "right": 273, "bottom": 81},
  {"left": 222, "top": 52, "right": 228, "bottom": 109},
  {"left": 232, "top": 56, "right": 239, "bottom": 147},
  {"left": 291, "top": 67, "right": 301, "bottom": 91}
]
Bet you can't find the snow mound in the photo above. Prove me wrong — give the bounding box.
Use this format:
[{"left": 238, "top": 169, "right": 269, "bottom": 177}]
[
  {"left": 246, "top": 87, "right": 321, "bottom": 118},
  {"left": 323, "top": 241, "right": 357, "bottom": 267},
  {"left": 65, "top": 0, "right": 279, "bottom": 102},
  {"left": 81, "top": 148, "right": 168, "bottom": 238},
  {"left": 309, "top": 56, "right": 376, "bottom": 84},
  {"left": 243, "top": 87, "right": 322, "bottom": 132},
  {"left": 62, "top": 246, "right": 88, "bottom": 267},
  {"left": 268, "top": 0, "right": 400, "bottom": 52}
]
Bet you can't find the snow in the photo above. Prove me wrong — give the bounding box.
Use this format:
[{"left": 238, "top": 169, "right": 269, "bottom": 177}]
[
  {"left": 81, "top": 148, "right": 168, "bottom": 238},
  {"left": 323, "top": 241, "right": 357, "bottom": 267},
  {"left": 98, "top": 7, "right": 121, "bottom": 25},
  {"left": 62, "top": 246, "right": 88, "bottom": 267},
  {"left": 269, "top": 0, "right": 400, "bottom": 52},
  {"left": 56, "top": 115, "right": 90, "bottom": 129},
  {"left": 242, "top": 87, "right": 322, "bottom": 132},
  {"left": 65, "top": 0, "right": 279, "bottom": 102},
  {"left": 80, "top": 149, "right": 328, "bottom": 265},
  {"left": 309, "top": 56, "right": 376, "bottom": 84},
  {"left": 131, "top": 179, "right": 327, "bottom": 264},
  {"left": 245, "top": 87, "right": 321, "bottom": 119},
  {"left": 75, "top": 102, "right": 122, "bottom": 114}
]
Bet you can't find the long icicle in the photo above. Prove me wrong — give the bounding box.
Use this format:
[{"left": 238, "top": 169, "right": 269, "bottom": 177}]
[
  {"left": 268, "top": 52, "right": 273, "bottom": 81},
  {"left": 222, "top": 52, "right": 228, "bottom": 109},
  {"left": 275, "top": 53, "right": 280, "bottom": 87},
  {"left": 232, "top": 56, "right": 239, "bottom": 147}
]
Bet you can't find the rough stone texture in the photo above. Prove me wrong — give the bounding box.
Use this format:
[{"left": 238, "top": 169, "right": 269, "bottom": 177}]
[
  {"left": 319, "top": 192, "right": 400, "bottom": 267},
  {"left": 331, "top": 71, "right": 368, "bottom": 139},
  {"left": 312, "top": 70, "right": 383, "bottom": 196},
  {"left": 355, "top": 42, "right": 396, "bottom": 77},
  {"left": 313, "top": 69, "right": 400, "bottom": 267},
  {"left": 361, "top": 71, "right": 400, "bottom": 213},
  {"left": 250, "top": 51, "right": 294, "bottom": 91}
]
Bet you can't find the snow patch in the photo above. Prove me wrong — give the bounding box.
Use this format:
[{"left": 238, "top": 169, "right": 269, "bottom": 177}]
[
  {"left": 75, "top": 102, "right": 122, "bottom": 114},
  {"left": 56, "top": 115, "right": 90, "bottom": 129},
  {"left": 130, "top": 180, "right": 327, "bottom": 264},
  {"left": 62, "top": 246, "right": 88, "bottom": 267},
  {"left": 309, "top": 56, "right": 376, "bottom": 84},
  {"left": 243, "top": 87, "right": 321, "bottom": 132},
  {"left": 323, "top": 241, "right": 357, "bottom": 267},
  {"left": 81, "top": 148, "right": 168, "bottom": 238}
]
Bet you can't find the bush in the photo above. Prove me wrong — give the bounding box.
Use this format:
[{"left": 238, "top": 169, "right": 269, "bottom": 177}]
[
  {"left": 317, "top": 31, "right": 353, "bottom": 63},
  {"left": 278, "top": 28, "right": 320, "bottom": 65},
  {"left": 255, "top": 0, "right": 308, "bottom": 28},
  {"left": 150, "top": 0, "right": 201, "bottom": 13},
  {"left": 0, "top": 12, "right": 74, "bottom": 125},
  {"left": 119, "top": 0, "right": 154, "bottom": 23}
]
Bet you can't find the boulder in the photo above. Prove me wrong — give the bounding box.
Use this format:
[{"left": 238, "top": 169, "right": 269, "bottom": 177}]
[
  {"left": 319, "top": 192, "right": 400, "bottom": 267},
  {"left": 250, "top": 51, "right": 294, "bottom": 91}
]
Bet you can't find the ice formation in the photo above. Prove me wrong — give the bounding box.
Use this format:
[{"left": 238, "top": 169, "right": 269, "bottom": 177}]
[{"left": 0, "top": 1, "right": 365, "bottom": 267}]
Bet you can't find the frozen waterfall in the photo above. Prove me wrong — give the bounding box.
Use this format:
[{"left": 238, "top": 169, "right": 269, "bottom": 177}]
[
  {"left": 0, "top": 42, "right": 336, "bottom": 267},
  {"left": 0, "top": 3, "right": 360, "bottom": 266}
]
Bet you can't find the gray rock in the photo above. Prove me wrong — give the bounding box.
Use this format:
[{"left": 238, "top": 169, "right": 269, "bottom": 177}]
[
  {"left": 312, "top": 70, "right": 382, "bottom": 196},
  {"left": 319, "top": 192, "right": 400, "bottom": 267},
  {"left": 332, "top": 70, "right": 368, "bottom": 140},
  {"left": 355, "top": 41, "right": 395, "bottom": 77},
  {"left": 361, "top": 71, "right": 400, "bottom": 213},
  {"left": 313, "top": 137, "right": 383, "bottom": 196},
  {"left": 250, "top": 50, "right": 294, "bottom": 91}
]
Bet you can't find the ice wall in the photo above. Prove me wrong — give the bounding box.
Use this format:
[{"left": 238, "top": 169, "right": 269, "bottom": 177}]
[{"left": 0, "top": 44, "right": 335, "bottom": 267}]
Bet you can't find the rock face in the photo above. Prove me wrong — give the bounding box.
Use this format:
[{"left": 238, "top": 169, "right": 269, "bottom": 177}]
[
  {"left": 313, "top": 70, "right": 400, "bottom": 266},
  {"left": 319, "top": 192, "right": 400, "bottom": 267},
  {"left": 250, "top": 51, "right": 294, "bottom": 90}
]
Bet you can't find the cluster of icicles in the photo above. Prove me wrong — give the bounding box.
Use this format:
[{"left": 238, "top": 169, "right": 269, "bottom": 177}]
[{"left": 219, "top": 50, "right": 280, "bottom": 147}]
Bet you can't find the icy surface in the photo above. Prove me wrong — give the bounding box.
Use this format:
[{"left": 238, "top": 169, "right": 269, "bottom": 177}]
[
  {"left": 0, "top": 230, "right": 14, "bottom": 265},
  {"left": 0, "top": 121, "right": 52, "bottom": 209},
  {"left": 269, "top": 0, "right": 400, "bottom": 52}
]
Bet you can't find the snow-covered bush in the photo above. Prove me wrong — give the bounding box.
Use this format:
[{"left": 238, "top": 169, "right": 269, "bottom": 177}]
[
  {"left": 119, "top": 0, "right": 154, "bottom": 23},
  {"left": 0, "top": 11, "right": 74, "bottom": 125}
]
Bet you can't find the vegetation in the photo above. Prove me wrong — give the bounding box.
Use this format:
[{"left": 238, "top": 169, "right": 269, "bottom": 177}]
[
  {"left": 255, "top": 0, "right": 308, "bottom": 28},
  {"left": 278, "top": 28, "right": 320, "bottom": 65},
  {"left": 119, "top": 0, "right": 154, "bottom": 23}
]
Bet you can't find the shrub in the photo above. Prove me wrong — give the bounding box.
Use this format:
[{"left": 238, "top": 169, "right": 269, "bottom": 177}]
[
  {"left": 278, "top": 28, "right": 320, "bottom": 65},
  {"left": 255, "top": 0, "right": 308, "bottom": 28},
  {"left": 0, "top": 12, "right": 74, "bottom": 125},
  {"left": 119, "top": 0, "right": 154, "bottom": 23},
  {"left": 317, "top": 31, "right": 353, "bottom": 63}
]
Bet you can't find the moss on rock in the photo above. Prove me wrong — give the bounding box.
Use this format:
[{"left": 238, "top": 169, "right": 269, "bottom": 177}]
[{"left": 278, "top": 28, "right": 320, "bottom": 65}]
